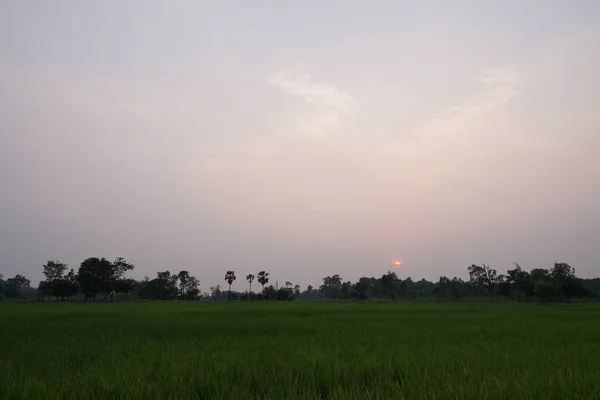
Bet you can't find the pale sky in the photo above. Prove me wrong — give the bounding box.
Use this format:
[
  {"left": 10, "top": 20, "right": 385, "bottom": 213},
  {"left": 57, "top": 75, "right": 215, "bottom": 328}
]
[{"left": 1, "top": 1, "right": 599, "bottom": 290}]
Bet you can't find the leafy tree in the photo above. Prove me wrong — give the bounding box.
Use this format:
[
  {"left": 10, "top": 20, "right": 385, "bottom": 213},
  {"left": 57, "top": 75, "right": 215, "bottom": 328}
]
[
  {"left": 530, "top": 268, "right": 550, "bottom": 284},
  {"left": 549, "top": 262, "right": 586, "bottom": 300},
  {"left": 262, "top": 285, "right": 276, "bottom": 300},
  {"left": 42, "top": 260, "right": 68, "bottom": 283},
  {"left": 184, "top": 276, "right": 200, "bottom": 300},
  {"left": 534, "top": 279, "right": 557, "bottom": 303},
  {"left": 505, "top": 263, "right": 533, "bottom": 299},
  {"left": 155, "top": 271, "right": 179, "bottom": 300},
  {"left": 50, "top": 269, "right": 79, "bottom": 300},
  {"left": 76, "top": 257, "right": 112, "bottom": 300},
  {"left": 224, "top": 271, "right": 236, "bottom": 301},
  {"left": 5, "top": 274, "right": 31, "bottom": 298},
  {"left": 246, "top": 274, "right": 255, "bottom": 300},
  {"left": 37, "top": 281, "right": 51, "bottom": 300},
  {"left": 320, "top": 274, "right": 343, "bottom": 299},
  {"left": 380, "top": 271, "right": 398, "bottom": 299},
  {"left": 354, "top": 279, "right": 369, "bottom": 300},
  {"left": 257, "top": 271, "right": 269, "bottom": 292},
  {"left": 114, "top": 278, "right": 136, "bottom": 300},
  {"left": 467, "top": 264, "right": 504, "bottom": 302},
  {"left": 210, "top": 285, "right": 221, "bottom": 300}
]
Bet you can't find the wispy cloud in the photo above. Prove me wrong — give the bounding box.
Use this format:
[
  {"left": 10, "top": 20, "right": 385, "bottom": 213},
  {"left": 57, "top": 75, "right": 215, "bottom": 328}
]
[
  {"left": 415, "top": 65, "right": 520, "bottom": 138},
  {"left": 269, "top": 68, "right": 356, "bottom": 136}
]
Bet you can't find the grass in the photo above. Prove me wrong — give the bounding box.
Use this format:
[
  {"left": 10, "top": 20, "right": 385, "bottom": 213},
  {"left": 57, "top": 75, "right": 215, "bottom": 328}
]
[{"left": 1, "top": 301, "right": 599, "bottom": 399}]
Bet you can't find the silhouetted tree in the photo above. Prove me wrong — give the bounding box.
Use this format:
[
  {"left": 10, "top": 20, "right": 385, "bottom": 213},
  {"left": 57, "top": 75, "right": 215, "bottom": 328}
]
[
  {"left": 257, "top": 271, "right": 269, "bottom": 293},
  {"left": 178, "top": 271, "right": 190, "bottom": 300},
  {"left": 210, "top": 285, "right": 221, "bottom": 300},
  {"left": 468, "top": 264, "right": 504, "bottom": 302},
  {"left": 225, "top": 271, "right": 236, "bottom": 301},
  {"left": 246, "top": 274, "right": 255, "bottom": 300},
  {"left": 320, "top": 275, "right": 343, "bottom": 299},
  {"left": 4, "top": 274, "right": 30, "bottom": 298},
  {"left": 114, "top": 278, "right": 136, "bottom": 300}
]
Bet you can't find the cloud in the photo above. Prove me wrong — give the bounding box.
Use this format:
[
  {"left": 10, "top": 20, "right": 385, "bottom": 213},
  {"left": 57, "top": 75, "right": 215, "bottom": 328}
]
[
  {"left": 268, "top": 68, "right": 356, "bottom": 136},
  {"left": 415, "top": 65, "right": 520, "bottom": 139}
]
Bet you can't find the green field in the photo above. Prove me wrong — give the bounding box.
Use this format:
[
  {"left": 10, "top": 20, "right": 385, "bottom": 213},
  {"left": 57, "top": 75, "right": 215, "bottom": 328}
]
[{"left": 1, "top": 302, "right": 599, "bottom": 399}]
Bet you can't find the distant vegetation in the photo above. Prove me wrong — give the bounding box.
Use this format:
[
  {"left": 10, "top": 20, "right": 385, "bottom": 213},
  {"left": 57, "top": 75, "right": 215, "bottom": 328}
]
[{"left": 1, "top": 258, "right": 599, "bottom": 303}]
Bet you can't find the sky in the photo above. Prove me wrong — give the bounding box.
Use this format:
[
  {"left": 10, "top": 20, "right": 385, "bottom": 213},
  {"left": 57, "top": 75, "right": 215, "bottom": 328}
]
[{"left": 1, "top": 1, "right": 599, "bottom": 290}]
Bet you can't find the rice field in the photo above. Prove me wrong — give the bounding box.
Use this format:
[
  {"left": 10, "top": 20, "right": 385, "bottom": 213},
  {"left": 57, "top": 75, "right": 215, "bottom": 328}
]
[{"left": 1, "top": 301, "right": 599, "bottom": 399}]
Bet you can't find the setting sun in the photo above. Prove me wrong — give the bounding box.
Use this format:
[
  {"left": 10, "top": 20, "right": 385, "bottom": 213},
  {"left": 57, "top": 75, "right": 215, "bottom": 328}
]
[{"left": 393, "top": 260, "right": 402, "bottom": 266}]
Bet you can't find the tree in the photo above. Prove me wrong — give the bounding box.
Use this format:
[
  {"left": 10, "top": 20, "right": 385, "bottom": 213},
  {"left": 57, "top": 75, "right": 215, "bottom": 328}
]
[
  {"left": 156, "top": 271, "right": 179, "bottom": 300},
  {"left": 185, "top": 276, "right": 200, "bottom": 300},
  {"left": 210, "top": 285, "right": 221, "bottom": 300},
  {"left": 112, "top": 257, "right": 135, "bottom": 280},
  {"left": 50, "top": 269, "right": 79, "bottom": 300},
  {"left": 42, "top": 260, "right": 68, "bottom": 283},
  {"left": 178, "top": 271, "right": 190, "bottom": 300},
  {"left": 246, "top": 274, "right": 255, "bottom": 300},
  {"left": 257, "top": 271, "right": 269, "bottom": 292},
  {"left": 76, "top": 257, "right": 112, "bottom": 301},
  {"left": 114, "top": 278, "right": 136, "bottom": 300},
  {"left": 505, "top": 263, "right": 533, "bottom": 299},
  {"left": 320, "top": 275, "right": 343, "bottom": 299},
  {"left": 354, "top": 278, "right": 369, "bottom": 300},
  {"left": 5, "top": 275, "right": 31, "bottom": 298},
  {"left": 76, "top": 257, "right": 135, "bottom": 301},
  {"left": 380, "top": 271, "right": 399, "bottom": 299},
  {"left": 550, "top": 262, "right": 580, "bottom": 301},
  {"left": 534, "top": 279, "right": 557, "bottom": 303},
  {"left": 262, "top": 285, "right": 276, "bottom": 300},
  {"left": 467, "top": 264, "right": 504, "bottom": 302},
  {"left": 224, "top": 271, "right": 236, "bottom": 301}
]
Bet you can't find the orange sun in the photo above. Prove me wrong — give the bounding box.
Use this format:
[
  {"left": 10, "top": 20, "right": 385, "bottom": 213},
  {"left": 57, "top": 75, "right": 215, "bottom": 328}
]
[{"left": 393, "top": 260, "right": 402, "bottom": 266}]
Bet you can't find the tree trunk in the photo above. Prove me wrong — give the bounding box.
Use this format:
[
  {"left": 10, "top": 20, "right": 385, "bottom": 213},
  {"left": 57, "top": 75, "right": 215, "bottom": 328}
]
[{"left": 228, "top": 284, "right": 231, "bottom": 301}]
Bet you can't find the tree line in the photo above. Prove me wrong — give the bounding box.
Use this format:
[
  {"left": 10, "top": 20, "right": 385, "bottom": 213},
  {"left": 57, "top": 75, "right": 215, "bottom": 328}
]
[{"left": 1, "top": 259, "right": 599, "bottom": 302}]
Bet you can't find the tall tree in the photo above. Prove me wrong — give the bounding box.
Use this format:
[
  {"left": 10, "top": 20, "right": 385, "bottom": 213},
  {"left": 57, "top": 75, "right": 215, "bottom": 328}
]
[
  {"left": 549, "top": 262, "right": 582, "bottom": 300},
  {"left": 42, "top": 260, "right": 68, "bottom": 283},
  {"left": 320, "top": 275, "right": 343, "bottom": 299},
  {"left": 210, "top": 285, "right": 221, "bottom": 300},
  {"left": 257, "top": 271, "right": 269, "bottom": 292},
  {"left": 5, "top": 275, "right": 30, "bottom": 298},
  {"left": 178, "top": 271, "right": 190, "bottom": 300},
  {"left": 185, "top": 276, "right": 200, "bottom": 300},
  {"left": 225, "top": 271, "right": 236, "bottom": 301},
  {"left": 76, "top": 257, "right": 112, "bottom": 301},
  {"left": 506, "top": 263, "right": 533, "bottom": 299},
  {"left": 467, "top": 264, "right": 504, "bottom": 302},
  {"left": 380, "top": 271, "right": 399, "bottom": 299},
  {"left": 246, "top": 274, "right": 255, "bottom": 300}
]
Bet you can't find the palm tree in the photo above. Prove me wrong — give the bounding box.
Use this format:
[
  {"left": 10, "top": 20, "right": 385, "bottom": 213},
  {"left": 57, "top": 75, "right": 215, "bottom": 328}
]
[
  {"left": 224, "top": 271, "right": 236, "bottom": 301},
  {"left": 177, "top": 270, "right": 190, "bottom": 300},
  {"left": 257, "top": 271, "right": 269, "bottom": 293},
  {"left": 246, "top": 274, "right": 255, "bottom": 300},
  {"left": 285, "top": 281, "right": 292, "bottom": 289}
]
